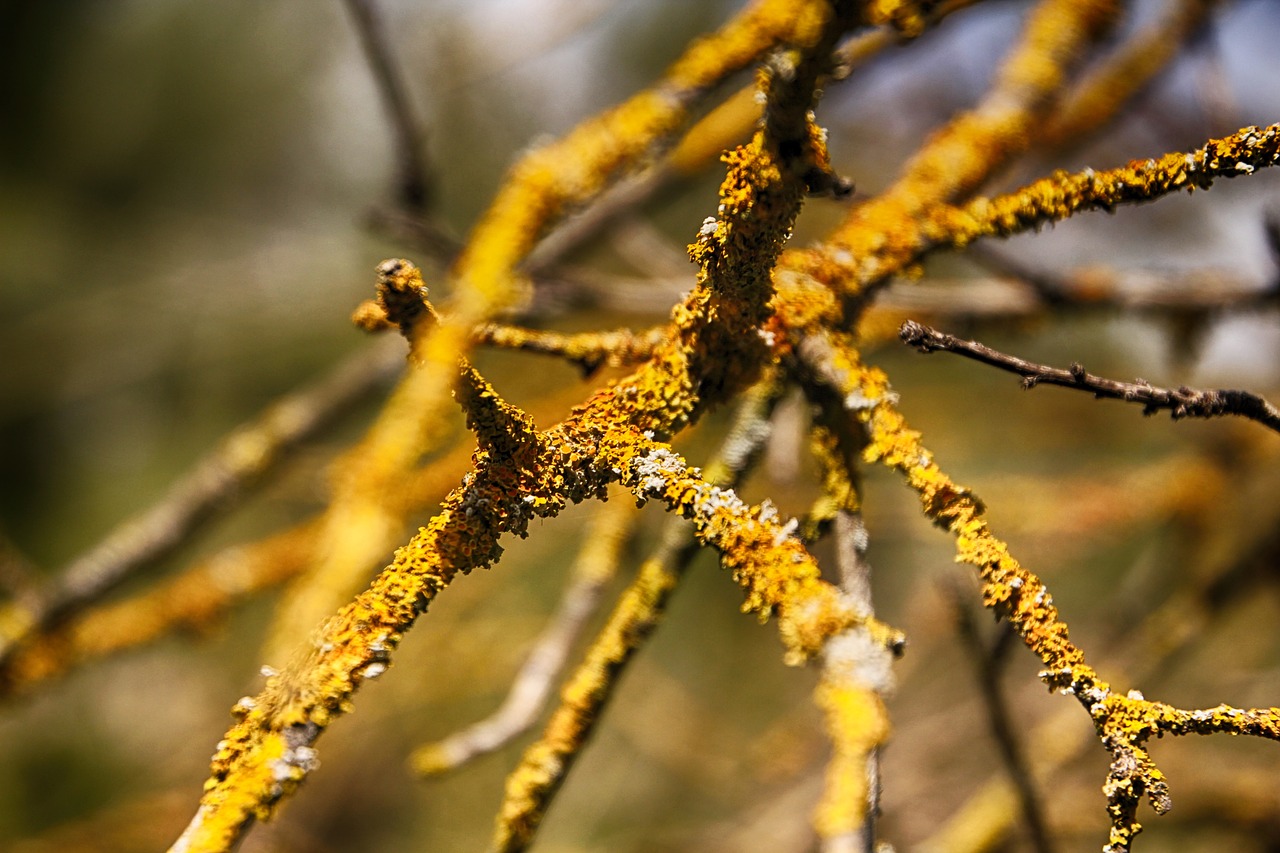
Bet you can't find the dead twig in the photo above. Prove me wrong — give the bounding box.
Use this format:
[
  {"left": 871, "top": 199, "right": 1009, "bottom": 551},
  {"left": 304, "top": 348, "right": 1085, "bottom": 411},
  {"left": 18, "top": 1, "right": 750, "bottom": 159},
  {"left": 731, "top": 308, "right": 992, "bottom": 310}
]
[{"left": 899, "top": 320, "right": 1280, "bottom": 435}]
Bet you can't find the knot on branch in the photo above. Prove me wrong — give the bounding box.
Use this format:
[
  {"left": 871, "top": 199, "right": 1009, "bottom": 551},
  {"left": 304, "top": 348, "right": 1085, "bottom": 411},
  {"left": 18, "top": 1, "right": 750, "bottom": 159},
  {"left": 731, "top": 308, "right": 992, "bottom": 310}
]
[{"left": 352, "top": 258, "right": 438, "bottom": 338}]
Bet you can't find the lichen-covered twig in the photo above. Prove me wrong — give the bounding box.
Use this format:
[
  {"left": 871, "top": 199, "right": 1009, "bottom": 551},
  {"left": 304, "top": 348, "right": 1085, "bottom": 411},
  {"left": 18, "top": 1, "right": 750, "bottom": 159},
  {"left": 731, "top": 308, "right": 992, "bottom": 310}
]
[
  {"left": 490, "top": 379, "right": 784, "bottom": 853},
  {"left": 900, "top": 319, "right": 1280, "bottom": 435},
  {"left": 798, "top": 0, "right": 1120, "bottom": 298},
  {"left": 923, "top": 122, "right": 1280, "bottom": 253}
]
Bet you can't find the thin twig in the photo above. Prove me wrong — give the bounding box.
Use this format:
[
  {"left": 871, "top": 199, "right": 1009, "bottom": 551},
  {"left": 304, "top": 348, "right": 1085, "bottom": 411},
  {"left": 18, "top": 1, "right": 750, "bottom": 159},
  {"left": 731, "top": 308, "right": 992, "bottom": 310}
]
[
  {"left": 951, "top": 586, "right": 1055, "bottom": 853},
  {"left": 342, "top": 0, "right": 432, "bottom": 211},
  {"left": 899, "top": 320, "right": 1280, "bottom": 435}
]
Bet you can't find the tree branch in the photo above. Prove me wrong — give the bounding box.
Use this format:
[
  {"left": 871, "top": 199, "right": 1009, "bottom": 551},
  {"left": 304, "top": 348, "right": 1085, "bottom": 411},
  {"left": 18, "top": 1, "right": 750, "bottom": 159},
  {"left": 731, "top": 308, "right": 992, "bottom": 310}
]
[
  {"left": 899, "top": 319, "right": 1280, "bottom": 435},
  {"left": 341, "top": 0, "right": 432, "bottom": 211}
]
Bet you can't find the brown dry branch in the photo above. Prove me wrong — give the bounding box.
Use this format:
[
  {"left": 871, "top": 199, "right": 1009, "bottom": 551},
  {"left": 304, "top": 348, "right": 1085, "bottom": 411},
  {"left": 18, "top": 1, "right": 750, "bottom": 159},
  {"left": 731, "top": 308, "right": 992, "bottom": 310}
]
[{"left": 899, "top": 319, "right": 1280, "bottom": 434}]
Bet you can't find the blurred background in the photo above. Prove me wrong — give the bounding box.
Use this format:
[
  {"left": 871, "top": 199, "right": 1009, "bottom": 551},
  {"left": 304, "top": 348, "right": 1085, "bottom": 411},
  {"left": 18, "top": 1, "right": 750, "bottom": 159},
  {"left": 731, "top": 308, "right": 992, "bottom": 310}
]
[{"left": 2, "top": 1, "right": 1280, "bottom": 850}]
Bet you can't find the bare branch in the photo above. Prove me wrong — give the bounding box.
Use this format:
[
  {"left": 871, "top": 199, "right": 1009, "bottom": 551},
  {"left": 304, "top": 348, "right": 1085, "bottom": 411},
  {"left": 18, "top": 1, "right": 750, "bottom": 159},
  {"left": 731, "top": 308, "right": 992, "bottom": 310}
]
[
  {"left": 341, "top": 0, "right": 432, "bottom": 211},
  {"left": 899, "top": 320, "right": 1280, "bottom": 435}
]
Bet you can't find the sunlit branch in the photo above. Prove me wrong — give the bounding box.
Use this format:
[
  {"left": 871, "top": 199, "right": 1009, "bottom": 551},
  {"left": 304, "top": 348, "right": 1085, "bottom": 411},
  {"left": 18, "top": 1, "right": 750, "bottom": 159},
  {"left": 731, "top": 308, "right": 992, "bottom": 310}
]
[{"left": 491, "top": 379, "right": 784, "bottom": 853}]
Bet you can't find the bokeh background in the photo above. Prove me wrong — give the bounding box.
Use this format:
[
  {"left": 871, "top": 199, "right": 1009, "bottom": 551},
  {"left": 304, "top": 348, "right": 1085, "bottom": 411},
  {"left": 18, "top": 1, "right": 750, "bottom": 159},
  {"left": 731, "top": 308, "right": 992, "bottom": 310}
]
[{"left": 3, "top": 1, "right": 1280, "bottom": 850}]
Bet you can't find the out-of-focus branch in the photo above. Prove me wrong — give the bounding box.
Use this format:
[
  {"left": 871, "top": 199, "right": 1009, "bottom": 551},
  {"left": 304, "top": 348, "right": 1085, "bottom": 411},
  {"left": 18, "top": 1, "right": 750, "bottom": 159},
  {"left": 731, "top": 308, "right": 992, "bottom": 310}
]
[
  {"left": 342, "top": 0, "right": 432, "bottom": 212},
  {"left": 0, "top": 378, "right": 596, "bottom": 702},
  {"left": 0, "top": 337, "right": 405, "bottom": 673},
  {"left": 1040, "top": 0, "right": 1222, "bottom": 150},
  {"left": 409, "top": 493, "right": 635, "bottom": 776},
  {"left": 965, "top": 242, "right": 1280, "bottom": 312},
  {"left": 951, "top": 589, "right": 1054, "bottom": 853},
  {"left": 899, "top": 319, "right": 1280, "bottom": 434}
]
